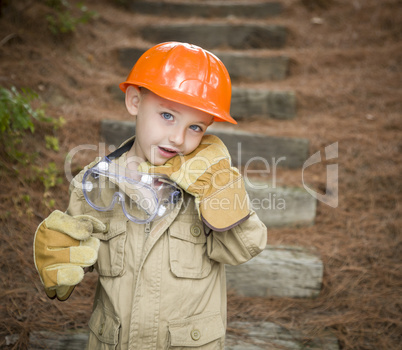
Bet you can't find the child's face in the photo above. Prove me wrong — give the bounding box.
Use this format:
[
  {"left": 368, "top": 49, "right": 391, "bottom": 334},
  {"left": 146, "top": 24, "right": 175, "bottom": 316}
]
[{"left": 125, "top": 86, "right": 213, "bottom": 165}]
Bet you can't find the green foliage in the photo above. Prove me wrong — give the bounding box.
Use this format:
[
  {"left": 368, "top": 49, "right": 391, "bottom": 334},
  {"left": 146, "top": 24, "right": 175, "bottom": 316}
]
[
  {"left": 52, "top": 116, "right": 66, "bottom": 130},
  {"left": 13, "top": 194, "right": 34, "bottom": 218},
  {"left": 35, "top": 162, "right": 63, "bottom": 192},
  {"left": 45, "top": 1, "right": 98, "bottom": 35},
  {"left": 0, "top": 85, "right": 63, "bottom": 137},
  {"left": 45, "top": 135, "right": 60, "bottom": 151},
  {"left": 0, "top": 86, "right": 52, "bottom": 164},
  {"left": 47, "top": 198, "right": 56, "bottom": 209},
  {"left": 0, "top": 86, "right": 47, "bottom": 134},
  {"left": 22, "top": 194, "right": 31, "bottom": 204},
  {"left": 0, "top": 86, "right": 65, "bottom": 211},
  {"left": 33, "top": 162, "right": 63, "bottom": 209}
]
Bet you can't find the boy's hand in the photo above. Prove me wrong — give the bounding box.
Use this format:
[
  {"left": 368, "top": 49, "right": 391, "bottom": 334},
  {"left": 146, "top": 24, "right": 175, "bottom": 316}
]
[
  {"left": 139, "top": 135, "right": 250, "bottom": 231},
  {"left": 33, "top": 210, "right": 106, "bottom": 301}
]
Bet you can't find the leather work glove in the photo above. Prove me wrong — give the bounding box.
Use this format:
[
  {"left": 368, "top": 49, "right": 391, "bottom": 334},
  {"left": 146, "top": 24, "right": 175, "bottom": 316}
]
[
  {"left": 33, "top": 210, "right": 106, "bottom": 301},
  {"left": 138, "top": 135, "right": 250, "bottom": 231}
]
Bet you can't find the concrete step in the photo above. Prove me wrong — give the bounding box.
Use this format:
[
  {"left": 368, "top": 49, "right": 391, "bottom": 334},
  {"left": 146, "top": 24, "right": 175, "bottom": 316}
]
[
  {"left": 118, "top": 47, "right": 290, "bottom": 82},
  {"left": 226, "top": 245, "right": 323, "bottom": 298},
  {"left": 139, "top": 23, "right": 287, "bottom": 49},
  {"left": 226, "top": 321, "right": 339, "bottom": 350},
  {"left": 130, "top": 0, "right": 283, "bottom": 19},
  {"left": 109, "top": 84, "right": 296, "bottom": 120},
  {"left": 100, "top": 120, "right": 309, "bottom": 169}
]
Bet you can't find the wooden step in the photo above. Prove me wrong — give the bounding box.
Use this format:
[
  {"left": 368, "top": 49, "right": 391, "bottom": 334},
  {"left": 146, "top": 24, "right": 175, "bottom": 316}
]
[
  {"left": 130, "top": 0, "right": 283, "bottom": 19},
  {"left": 226, "top": 245, "right": 323, "bottom": 298},
  {"left": 118, "top": 47, "right": 290, "bottom": 82},
  {"left": 139, "top": 23, "right": 287, "bottom": 49},
  {"left": 100, "top": 120, "right": 309, "bottom": 169}
]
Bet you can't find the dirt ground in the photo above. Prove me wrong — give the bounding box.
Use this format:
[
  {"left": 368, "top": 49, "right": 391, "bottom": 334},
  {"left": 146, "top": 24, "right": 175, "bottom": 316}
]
[{"left": 0, "top": 0, "right": 401, "bottom": 349}]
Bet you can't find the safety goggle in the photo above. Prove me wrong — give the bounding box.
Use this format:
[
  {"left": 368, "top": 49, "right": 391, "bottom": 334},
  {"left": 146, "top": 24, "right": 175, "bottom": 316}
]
[{"left": 82, "top": 157, "right": 181, "bottom": 224}]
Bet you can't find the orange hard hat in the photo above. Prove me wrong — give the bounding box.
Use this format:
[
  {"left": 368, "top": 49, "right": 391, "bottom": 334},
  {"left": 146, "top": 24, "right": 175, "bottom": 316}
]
[{"left": 119, "top": 42, "right": 236, "bottom": 124}]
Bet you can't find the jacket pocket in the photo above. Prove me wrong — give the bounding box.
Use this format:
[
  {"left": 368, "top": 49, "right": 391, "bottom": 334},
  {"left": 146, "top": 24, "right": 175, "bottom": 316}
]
[
  {"left": 88, "top": 300, "right": 120, "bottom": 349},
  {"left": 168, "top": 311, "right": 225, "bottom": 349},
  {"left": 93, "top": 218, "right": 127, "bottom": 277},
  {"left": 168, "top": 217, "right": 212, "bottom": 279}
]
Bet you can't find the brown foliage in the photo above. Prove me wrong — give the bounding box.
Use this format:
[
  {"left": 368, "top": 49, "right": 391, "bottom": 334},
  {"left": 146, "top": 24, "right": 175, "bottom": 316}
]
[{"left": 0, "top": 0, "right": 401, "bottom": 349}]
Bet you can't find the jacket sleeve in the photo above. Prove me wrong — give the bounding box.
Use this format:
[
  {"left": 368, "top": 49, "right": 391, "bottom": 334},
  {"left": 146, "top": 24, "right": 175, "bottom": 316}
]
[{"left": 206, "top": 209, "right": 267, "bottom": 266}]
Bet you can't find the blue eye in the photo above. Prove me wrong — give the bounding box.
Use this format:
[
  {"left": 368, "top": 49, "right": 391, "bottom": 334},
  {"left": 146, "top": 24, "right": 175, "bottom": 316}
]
[
  {"left": 161, "top": 112, "right": 173, "bottom": 121},
  {"left": 190, "top": 125, "right": 202, "bottom": 132}
]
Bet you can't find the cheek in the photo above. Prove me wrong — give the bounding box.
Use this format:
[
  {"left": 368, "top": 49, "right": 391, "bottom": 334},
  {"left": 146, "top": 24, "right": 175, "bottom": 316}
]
[
  {"left": 185, "top": 134, "right": 204, "bottom": 154},
  {"left": 136, "top": 118, "right": 165, "bottom": 156},
  {"left": 137, "top": 113, "right": 159, "bottom": 139}
]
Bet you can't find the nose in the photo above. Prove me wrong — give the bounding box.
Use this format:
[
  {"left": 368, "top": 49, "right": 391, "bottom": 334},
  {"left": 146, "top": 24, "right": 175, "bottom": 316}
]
[{"left": 168, "top": 127, "right": 185, "bottom": 146}]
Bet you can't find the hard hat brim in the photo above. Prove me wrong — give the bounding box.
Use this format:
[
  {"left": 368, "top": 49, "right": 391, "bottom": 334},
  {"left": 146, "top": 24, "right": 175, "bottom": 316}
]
[{"left": 119, "top": 81, "right": 237, "bottom": 124}]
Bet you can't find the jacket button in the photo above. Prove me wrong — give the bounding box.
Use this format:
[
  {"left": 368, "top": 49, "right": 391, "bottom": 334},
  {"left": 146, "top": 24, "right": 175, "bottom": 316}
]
[
  {"left": 190, "top": 225, "right": 201, "bottom": 237},
  {"left": 99, "top": 322, "right": 104, "bottom": 336},
  {"left": 191, "top": 329, "right": 201, "bottom": 341},
  {"left": 104, "top": 222, "right": 110, "bottom": 233}
]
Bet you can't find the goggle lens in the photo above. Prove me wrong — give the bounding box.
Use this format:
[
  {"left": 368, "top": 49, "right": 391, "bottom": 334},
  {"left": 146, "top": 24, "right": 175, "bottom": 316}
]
[{"left": 82, "top": 158, "right": 181, "bottom": 223}]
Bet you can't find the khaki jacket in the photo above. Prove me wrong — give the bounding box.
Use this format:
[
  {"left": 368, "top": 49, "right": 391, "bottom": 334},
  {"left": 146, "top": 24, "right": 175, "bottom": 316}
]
[{"left": 67, "top": 152, "right": 267, "bottom": 350}]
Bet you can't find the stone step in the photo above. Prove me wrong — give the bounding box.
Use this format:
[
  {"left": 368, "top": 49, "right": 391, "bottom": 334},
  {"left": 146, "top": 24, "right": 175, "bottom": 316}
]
[
  {"left": 204, "top": 126, "right": 309, "bottom": 169},
  {"left": 226, "top": 245, "right": 323, "bottom": 298},
  {"left": 100, "top": 120, "right": 310, "bottom": 169},
  {"left": 9, "top": 320, "right": 339, "bottom": 350},
  {"left": 226, "top": 321, "right": 339, "bottom": 350},
  {"left": 100, "top": 121, "right": 316, "bottom": 228},
  {"left": 109, "top": 84, "right": 296, "bottom": 120},
  {"left": 118, "top": 47, "right": 290, "bottom": 82},
  {"left": 6, "top": 331, "right": 89, "bottom": 350},
  {"left": 130, "top": 0, "right": 283, "bottom": 19},
  {"left": 139, "top": 23, "right": 287, "bottom": 49},
  {"left": 245, "top": 181, "right": 316, "bottom": 228},
  {"left": 232, "top": 87, "right": 296, "bottom": 119}
]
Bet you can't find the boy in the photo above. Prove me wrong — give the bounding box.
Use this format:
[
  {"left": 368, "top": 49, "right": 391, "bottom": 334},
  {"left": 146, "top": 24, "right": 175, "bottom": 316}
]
[{"left": 34, "top": 42, "right": 267, "bottom": 349}]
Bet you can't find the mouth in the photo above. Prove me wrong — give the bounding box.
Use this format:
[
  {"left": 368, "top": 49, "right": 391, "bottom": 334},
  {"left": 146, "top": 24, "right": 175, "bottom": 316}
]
[{"left": 158, "top": 146, "right": 180, "bottom": 157}]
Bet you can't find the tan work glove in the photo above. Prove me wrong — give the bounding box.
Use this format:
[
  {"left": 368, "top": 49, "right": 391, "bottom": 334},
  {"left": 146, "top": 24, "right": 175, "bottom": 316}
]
[
  {"left": 139, "top": 135, "right": 250, "bottom": 231},
  {"left": 33, "top": 210, "right": 106, "bottom": 301}
]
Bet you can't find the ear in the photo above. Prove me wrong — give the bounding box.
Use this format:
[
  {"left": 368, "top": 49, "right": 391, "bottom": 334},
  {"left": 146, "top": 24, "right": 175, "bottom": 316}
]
[{"left": 125, "top": 86, "right": 141, "bottom": 116}]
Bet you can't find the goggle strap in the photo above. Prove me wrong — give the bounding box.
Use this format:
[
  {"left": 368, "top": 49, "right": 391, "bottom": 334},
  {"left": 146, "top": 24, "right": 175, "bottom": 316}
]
[{"left": 107, "top": 138, "right": 135, "bottom": 160}]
